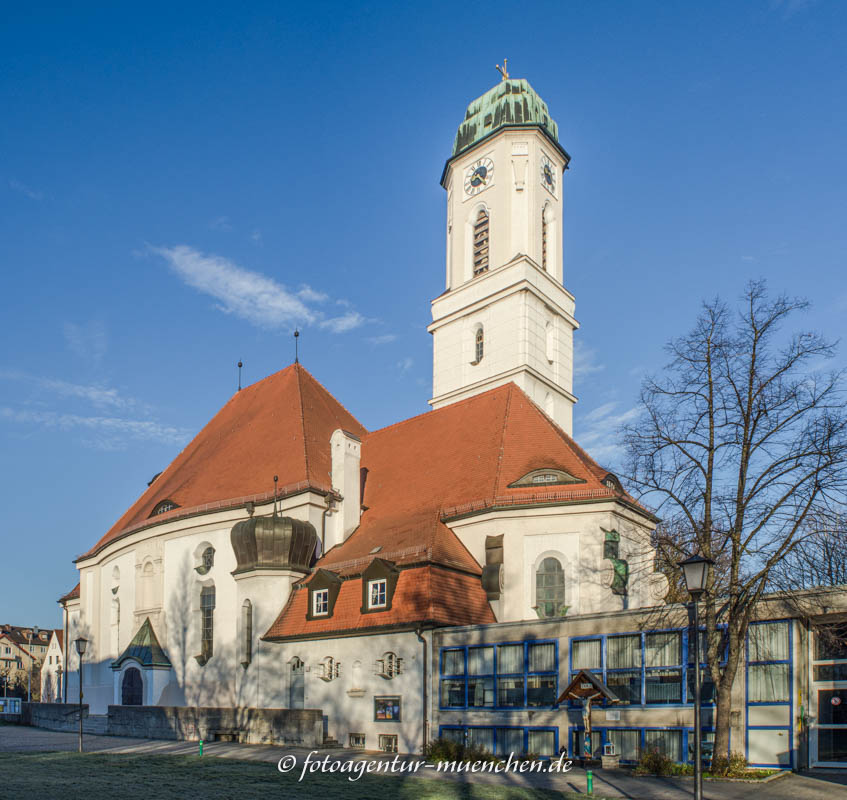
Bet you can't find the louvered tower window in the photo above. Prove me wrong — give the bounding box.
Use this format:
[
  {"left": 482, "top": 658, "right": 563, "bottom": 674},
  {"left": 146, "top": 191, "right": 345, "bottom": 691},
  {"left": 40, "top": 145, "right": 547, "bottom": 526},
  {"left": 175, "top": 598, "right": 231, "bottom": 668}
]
[{"left": 472, "top": 209, "right": 490, "bottom": 275}]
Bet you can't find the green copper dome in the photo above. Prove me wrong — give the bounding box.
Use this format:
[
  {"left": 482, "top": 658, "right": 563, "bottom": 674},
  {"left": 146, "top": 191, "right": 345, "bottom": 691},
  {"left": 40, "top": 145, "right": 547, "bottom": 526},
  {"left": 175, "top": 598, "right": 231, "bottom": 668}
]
[{"left": 452, "top": 78, "right": 562, "bottom": 158}]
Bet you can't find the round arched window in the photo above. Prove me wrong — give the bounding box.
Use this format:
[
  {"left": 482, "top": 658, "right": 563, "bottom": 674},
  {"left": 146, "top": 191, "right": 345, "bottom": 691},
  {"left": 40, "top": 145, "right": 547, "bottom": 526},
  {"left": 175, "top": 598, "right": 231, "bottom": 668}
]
[{"left": 535, "top": 557, "right": 565, "bottom": 618}]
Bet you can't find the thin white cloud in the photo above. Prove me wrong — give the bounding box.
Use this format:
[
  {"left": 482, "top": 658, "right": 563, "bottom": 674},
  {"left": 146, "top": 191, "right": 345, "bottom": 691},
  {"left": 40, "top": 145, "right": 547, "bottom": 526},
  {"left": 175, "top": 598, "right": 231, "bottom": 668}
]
[
  {"left": 769, "top": 0, "right": 818, "bottom": 18},
  {"left": 64, "top": 321, "right": 108, "bottom": 362},
  {"left": 153, "top": 245, "right": 366, "bottom": 334},
  {"left": 321, "top": 311, "right": 366, "bottom": 333},
  {"left": 397, "top": 357, "right": 414, "bottom": 374},
  {"left": 9, "top": 179, "right": 43, "bottom": 200},
  {"left": 0, "top": 407, "right": 190, "bottom": 448},
  {"left": 209, "top": 216, "right": 232, "bottom": 232},
  {"left": 0, "top": 370, "right": 133, "bottom": 410},
  {"left": 573, "top": 340, "right": 605, "bottom": 379},
  {"left": 575, "top": 401, "right": 640, "bottom": 467},
  {"left": 367, "top": 334, "right": 397, "bottom": 346},
  {"left": 250, "top": 229, "right": 262, "bottom": 245}
]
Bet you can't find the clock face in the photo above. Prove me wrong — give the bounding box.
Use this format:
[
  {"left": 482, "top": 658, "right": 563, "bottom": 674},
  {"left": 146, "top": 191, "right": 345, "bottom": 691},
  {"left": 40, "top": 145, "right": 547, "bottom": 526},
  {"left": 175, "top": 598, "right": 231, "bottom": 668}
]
[
  {"left": 464, "top": 157, "right": 494, "bottom": 196},
  {"left": 540, "top": 154, "right": 556, "bottom": 195}
]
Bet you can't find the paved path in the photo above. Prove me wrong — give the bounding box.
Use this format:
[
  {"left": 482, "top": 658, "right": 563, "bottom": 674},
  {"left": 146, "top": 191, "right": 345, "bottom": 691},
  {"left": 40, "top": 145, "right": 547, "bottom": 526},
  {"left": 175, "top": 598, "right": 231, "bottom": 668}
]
[{"left": 2, "top": 725, "right": 846, "bottom": 799}]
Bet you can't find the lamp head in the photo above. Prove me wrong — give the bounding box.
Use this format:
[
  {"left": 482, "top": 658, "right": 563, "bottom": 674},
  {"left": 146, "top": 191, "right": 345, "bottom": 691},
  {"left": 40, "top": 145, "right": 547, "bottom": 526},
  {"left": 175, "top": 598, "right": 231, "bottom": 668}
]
[
  {"left": 74, "top": 637, "right": 88, "bottom": 656},
  {"left": 677, "top": 554, "right": 714, "bottom": 598}
]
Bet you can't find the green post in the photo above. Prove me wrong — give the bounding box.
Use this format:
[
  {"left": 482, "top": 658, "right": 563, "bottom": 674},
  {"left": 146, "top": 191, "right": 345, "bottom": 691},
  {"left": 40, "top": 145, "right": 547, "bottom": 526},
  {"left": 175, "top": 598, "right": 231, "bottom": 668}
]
[
  {"left": 199, "top": 739, "right": 203, "bottom": 756},
  {"left": 586, "top": 769, "right": 593, "bottom": 796}
]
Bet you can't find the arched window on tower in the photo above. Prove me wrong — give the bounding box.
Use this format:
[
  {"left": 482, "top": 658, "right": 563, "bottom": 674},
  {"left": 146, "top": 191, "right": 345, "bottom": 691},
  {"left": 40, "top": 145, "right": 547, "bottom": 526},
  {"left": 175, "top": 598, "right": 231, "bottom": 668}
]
[
  {"left": 535, "top": 557, "right": 565, "bottom": 618},
  {"left": 472, "top": 209, "right": 490, "bottom": 276},
  {"left": 241, "top": 599, "right": 252, "bottom": 668},
  {"left": 541, "top": 207, "right": 548, "bottom": 271},
  {"left": 474, "top": 327, "right": 484, "bottom": 364}
]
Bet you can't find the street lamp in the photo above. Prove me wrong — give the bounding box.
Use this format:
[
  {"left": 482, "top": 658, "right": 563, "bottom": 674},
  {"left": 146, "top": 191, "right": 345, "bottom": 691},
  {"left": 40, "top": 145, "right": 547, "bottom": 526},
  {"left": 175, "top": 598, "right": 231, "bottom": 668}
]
[
  {"left": 678, "top": 554, "right": 713, "bottom": 800},
  {"left": 56, "top": 665, "right": 63, "bottom": 704},
  {"left": 75, "top": 637, "right": 88, "bottom": 754},
  {"left": 27, "top": 625, "right": 40, "bottom": 703}
]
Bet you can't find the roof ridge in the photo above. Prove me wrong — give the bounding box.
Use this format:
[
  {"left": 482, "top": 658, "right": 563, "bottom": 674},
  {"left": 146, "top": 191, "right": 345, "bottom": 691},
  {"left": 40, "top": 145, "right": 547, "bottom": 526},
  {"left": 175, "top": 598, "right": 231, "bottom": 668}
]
[
  {"left": 368, "top": 383, "right": 512, "bottom": 439},
  {"left": 294, "top": 365, "right": 311, "bottom": 481},
  {"left": 492, "top": 384, "right": 514, "bottom": 496},
  {"left": 294, "top": 362, "right": 367, "bottom": 436}
]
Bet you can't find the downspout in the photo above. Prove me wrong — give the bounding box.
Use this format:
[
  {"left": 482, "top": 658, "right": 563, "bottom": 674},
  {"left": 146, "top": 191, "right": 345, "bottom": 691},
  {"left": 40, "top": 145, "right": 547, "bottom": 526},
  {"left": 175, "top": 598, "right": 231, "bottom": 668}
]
[{"left": 415, "top": 627, "right": 429, "bottom": 754}]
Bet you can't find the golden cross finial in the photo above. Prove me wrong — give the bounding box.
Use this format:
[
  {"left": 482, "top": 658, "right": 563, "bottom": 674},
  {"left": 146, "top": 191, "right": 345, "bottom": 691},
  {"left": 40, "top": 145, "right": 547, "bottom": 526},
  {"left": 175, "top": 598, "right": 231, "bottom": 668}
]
[{"left": 495, "top": 59, "right": 509, "bottom": 81}]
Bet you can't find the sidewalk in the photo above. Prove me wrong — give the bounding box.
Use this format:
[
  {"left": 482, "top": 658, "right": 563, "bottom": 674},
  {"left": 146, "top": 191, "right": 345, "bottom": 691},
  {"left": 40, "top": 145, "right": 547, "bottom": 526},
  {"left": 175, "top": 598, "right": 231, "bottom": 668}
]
[{"left": 2, "top": 724, "right": 845, "bottom": 799}]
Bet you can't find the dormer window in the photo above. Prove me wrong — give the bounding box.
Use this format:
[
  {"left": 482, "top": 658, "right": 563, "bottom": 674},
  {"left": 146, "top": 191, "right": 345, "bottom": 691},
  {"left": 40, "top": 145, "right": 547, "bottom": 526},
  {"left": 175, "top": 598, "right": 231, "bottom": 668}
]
[
  {"left": 306, "top": 569, "right": 342, "bottom": 621},
  {"left": 151, "top": 500, "right": 178, "bottom": 517},
  {"left": 360, "top": 559, "right": 399, "bottom": 614},
  {"left": 313, "top": 589, "right": 329, "bottom": 616},
  {"left": 369, "top": 579, "right": 387, "bottom": 609},
  {"left": 509, "top": 468, "right": 584, "bottom": 488}
]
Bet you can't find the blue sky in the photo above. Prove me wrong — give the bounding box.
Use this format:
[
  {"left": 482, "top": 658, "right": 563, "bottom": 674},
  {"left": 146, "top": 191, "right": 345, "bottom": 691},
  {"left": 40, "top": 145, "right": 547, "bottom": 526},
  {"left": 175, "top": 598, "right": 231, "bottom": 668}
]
[{"left": 2, "top": 0, "right": 846, "bottom": 627}]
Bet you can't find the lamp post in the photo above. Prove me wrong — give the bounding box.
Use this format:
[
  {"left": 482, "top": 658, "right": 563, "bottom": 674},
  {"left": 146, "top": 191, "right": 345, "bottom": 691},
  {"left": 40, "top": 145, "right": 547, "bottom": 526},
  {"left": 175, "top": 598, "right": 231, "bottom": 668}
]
[
  {"left": 27, "top": 625, "right": 40, "bottom": 702},
  {"left": 75, "top": 637, "right": 88, "bottom": 754},
  {"left": 56, "top": 665, "right": 63, "bottom": 704},
  {"left": 678, "top": 554, "right": 713, "bottom": 800}
]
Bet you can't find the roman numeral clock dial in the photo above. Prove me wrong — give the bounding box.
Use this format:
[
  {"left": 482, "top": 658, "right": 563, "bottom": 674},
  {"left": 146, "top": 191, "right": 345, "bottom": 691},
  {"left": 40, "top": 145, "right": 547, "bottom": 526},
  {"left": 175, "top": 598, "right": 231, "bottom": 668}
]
[{"left": 464, "top": 157, "right": 494, "bottom": 196}]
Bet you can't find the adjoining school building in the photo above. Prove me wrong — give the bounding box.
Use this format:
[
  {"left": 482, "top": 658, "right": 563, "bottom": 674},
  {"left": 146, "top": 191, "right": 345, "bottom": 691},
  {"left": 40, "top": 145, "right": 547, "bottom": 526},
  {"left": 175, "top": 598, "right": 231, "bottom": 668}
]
[{"left": 50, "top": 69, "right": 847, "bottom": 770}]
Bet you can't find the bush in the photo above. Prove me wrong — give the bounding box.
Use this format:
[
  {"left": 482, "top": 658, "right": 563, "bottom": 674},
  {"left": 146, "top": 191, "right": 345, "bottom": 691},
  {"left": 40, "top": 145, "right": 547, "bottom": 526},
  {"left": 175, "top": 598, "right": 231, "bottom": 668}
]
[
  {"left": 423, "top": 737, "right": 500, "bottom": 764},
  {"left": 634, "top": 747, "right": 675, "bottom": 776},
  {"left": 710, "top": 752, "right": 749, "bottom": 777}
]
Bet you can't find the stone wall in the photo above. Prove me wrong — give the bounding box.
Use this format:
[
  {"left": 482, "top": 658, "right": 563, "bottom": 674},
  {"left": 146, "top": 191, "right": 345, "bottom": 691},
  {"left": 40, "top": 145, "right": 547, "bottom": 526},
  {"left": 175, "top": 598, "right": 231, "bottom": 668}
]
[
  {"left": 19, "top": 702, "right": 87, "bottom": 731},
  {"left": 106, "top": 705, "right": 323, "bottom": 745}
]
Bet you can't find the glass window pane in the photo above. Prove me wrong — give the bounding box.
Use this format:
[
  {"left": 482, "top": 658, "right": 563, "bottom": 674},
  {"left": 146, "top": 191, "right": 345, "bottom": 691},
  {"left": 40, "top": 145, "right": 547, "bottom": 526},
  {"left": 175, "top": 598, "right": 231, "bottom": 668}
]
[
  {"left": 815, "top": 664, "right": 847, "bottom": 681},
  {"left": 468, "top": 646, "right": 494, "bottom": 675},
  {"left": 748, "top": 622, "right": 789, "bottom": 662},
  {"left": 528, "top": 729, "right": 555, "bottom": 756},
  {"left": 497, "top": 677, "right": 524, "bottom": 706},
  {"left": 442, "top": 728, "right": 464, "bottom": 745},
  {"left": 468, "top": 677, "right": 494, "bottom": 707},
  {"left": 818, "top": 728, "right": 847, "bottom": 763},
  {"left": 496, "top": 728, "right": 524, "bottom": 757},
  {"left": 646, "top": 669, "right": 682, "bottom": 703},
  {"left": 467, "top": 727, "right": 494, "bottom": 754},
  {"left": 818, "top": 689, "right": 847, "bottom": 725},
  {"left": 608, "top": 729, "right": 641, "bottom": 761},
  {"left": 608, "top": 635, "right": 641, "bottom": 668},
  {"left": 815, "top": 624, "right": 847, "bottom": 661},
  {"left": 646, "top": 632, "right": 681, "bottom": 667},
  {"left": 645, "top": 730, "right": 682, "bottom": 762},
  {"left": 748, "top": 663, "right": 789, "bottom": 703},
  {"left": 607, "top": 670, "right": 641, "bottom": 704},
  {"left": 498, "top": 644, "right": 524, "bottom": 674},
  {"left": 573, "top": 639, "right": 601, "bottom": 670},
  {"left": 529, "top": 642, "right": 556, "bottom": 673},
  {"left": 527, "top": 675, "right": 556, "bottom": 707},
  {"left": 536, "top": 558, "right": 565, "bottom": 618},
  {"left": 687, "top": 666, "right": 718, "bottom": 704},
  {"left": 440, "top": 679, "right": 465, "bottom": 707},
  {"left": 442, "top": 649, "right": 464, "bottom": 675}
]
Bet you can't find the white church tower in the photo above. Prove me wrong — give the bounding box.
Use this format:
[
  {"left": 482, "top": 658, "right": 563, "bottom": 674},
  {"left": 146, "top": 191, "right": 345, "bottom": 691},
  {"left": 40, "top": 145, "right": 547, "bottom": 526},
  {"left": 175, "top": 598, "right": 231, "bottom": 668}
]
[{"left": 429, "top": 69, "right": 579, "bottom": 434}]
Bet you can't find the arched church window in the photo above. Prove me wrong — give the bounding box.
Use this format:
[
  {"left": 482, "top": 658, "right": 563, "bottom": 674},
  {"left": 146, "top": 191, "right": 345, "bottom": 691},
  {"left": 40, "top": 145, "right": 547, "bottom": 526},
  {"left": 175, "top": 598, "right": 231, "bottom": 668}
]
[
  {"left": 472, "top": 209, "right": 490, "bottom": 275},
  {"left": 535, "top": 557, "right": 565, "bottom": 618},
  {"left": 241, "top": 599, "right": 252, "bottom": 668},
  {"left": 200, "top": 585, "right": 215, "bottom": 660},
  {"left": 542, "top": 207, "right": 548, "bottom": 271},
  {"left": 475, "top": 327, "right": 484, "bottom": 364}
]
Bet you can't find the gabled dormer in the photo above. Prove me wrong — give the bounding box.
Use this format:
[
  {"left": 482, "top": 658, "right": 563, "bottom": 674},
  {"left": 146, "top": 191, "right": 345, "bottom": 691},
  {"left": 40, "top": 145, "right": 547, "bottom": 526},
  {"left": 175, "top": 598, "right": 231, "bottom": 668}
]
[
  {"left": 360, "top": 558, "right": 400, "bottom": 614},
  {"left": 306, "top": 569, "right": 343, "bottom": 621}
]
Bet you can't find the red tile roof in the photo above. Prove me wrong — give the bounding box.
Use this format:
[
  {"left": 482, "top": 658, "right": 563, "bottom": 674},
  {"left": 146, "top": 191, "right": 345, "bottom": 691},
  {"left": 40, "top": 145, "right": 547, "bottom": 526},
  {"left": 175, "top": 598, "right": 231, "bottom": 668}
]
[
  {"left": 58, "top": 583, "right": 80, "bottom": 603},
  {"left": 263, "top": 565, "right": 496, "bottom": 640},
  {"left": 80, "top": 364, "right": 366, "bottom": 559}
]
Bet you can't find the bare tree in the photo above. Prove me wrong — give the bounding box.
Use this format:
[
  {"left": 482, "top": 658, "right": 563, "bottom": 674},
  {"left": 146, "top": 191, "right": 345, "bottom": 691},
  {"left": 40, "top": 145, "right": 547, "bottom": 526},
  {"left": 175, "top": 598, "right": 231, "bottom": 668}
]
[
  {"left": 770, "top": 509, "right": 847, "bottom": 590},
  {"left": 623, "top": 281, "right": 847, "bottom": 766}
]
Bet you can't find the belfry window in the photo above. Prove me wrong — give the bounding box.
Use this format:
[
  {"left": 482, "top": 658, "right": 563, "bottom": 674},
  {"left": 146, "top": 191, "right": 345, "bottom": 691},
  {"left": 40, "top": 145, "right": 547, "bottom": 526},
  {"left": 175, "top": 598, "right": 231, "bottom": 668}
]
[
  {"left": 472, "top": 209, "right": 489, "bottom": 275},
  {"left": 200, "top": 585, "right": 215, "bottom": 660},
  {"left": 535, "top": 557, "right": 566, "bottom": 618},
  {"left": 475, "top": 327, "right": 484, "bottom": 363}
]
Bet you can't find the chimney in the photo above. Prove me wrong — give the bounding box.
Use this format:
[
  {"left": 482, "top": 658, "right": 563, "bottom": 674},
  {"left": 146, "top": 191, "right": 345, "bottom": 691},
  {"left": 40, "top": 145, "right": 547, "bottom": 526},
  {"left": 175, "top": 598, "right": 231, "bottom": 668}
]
[{"left": 328, "top": 429, "right": 362, "bottom": 549}]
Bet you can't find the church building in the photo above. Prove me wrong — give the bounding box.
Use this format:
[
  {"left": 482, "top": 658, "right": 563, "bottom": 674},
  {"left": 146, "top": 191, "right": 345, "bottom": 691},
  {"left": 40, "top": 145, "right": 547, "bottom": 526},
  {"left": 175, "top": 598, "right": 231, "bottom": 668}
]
[{"left": 56, "top": 73, "right": 847, "bottom": 769}]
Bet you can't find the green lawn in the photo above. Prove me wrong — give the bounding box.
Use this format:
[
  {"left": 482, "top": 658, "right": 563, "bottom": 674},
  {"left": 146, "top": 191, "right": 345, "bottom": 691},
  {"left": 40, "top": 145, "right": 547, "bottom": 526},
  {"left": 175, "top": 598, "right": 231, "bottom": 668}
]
[{"left": 0, "top": 752, "right": 593, "bottom": 800}]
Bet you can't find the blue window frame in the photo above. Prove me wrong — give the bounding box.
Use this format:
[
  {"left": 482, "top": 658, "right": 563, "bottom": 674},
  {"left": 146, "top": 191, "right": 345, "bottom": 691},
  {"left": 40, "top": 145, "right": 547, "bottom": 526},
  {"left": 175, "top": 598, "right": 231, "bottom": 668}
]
[
  {"left": 570, "top": 726, "right": 689, "bottom": 764},
  {"left": 439, "top": 640, "right": 558, "bottom": 710},
  {"left": 569, "top": 627, "right": 728, "bottom": 708},
  {"left": 438, "top": 725, "right": 559, "bottom": 757}
]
